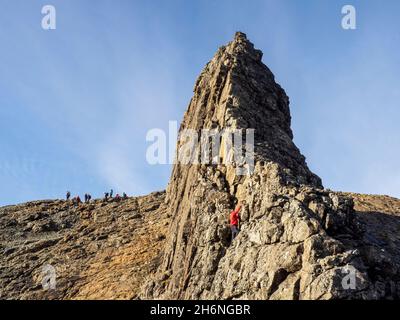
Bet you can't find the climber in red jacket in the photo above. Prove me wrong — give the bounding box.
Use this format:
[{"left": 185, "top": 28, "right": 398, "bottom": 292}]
[{"left": 229, "top": 203, "right": 241, "bottom": 242}]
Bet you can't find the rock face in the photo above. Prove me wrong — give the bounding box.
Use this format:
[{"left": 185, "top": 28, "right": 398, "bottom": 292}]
[
  {"left": 1, "top": 32, "right": 400, "bottom": 300},
  {"left": 141, "top": 33, "right": 400, "bottom": 300},
  {"left": 0, "top": 192, "right": 167, "bottom": 299}
]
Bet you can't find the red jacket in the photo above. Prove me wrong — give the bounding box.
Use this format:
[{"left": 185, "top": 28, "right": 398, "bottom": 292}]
[{"left": 230, "top": 206, "right": 241, "bottom": 226}]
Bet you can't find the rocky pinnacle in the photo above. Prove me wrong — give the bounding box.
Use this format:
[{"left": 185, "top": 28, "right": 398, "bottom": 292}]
[
  {"left": 2, "top": 33, "right": 400, "bottom": 301},
  {"left": 141, "top": 32, "right": 400, "bottom": 300},
  {"left": 177, "top": 32, "right": 321, "bottom": 188}
]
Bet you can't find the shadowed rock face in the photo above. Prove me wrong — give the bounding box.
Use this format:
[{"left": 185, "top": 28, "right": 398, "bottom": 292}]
[
  {"left": 1, "top": 33, "right": 400, "bottom": 300},
  {"left": 141, "top": 33, "right": 400, "bottom": 300}
]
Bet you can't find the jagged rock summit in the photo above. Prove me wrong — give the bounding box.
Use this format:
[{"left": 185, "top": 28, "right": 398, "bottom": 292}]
[
  {"left": 177, "top": 32, "right": 321, "bottom": 188},
  {"left": 1, "top": 32, "right": 400, "bottom": 300},
  {"left": 141, "top": 32, "right": 400, "bottom": 300}
]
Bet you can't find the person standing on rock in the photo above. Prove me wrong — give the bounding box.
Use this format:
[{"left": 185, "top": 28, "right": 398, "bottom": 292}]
[
  {"left": 110, "top": 189, "right": 113, "bottom": 198},
  {"left": 66, "top": 191, "right": 71, "bottom": 201},
  {"left": 229, "top": 203, "right": 241, "bottom": 243}
]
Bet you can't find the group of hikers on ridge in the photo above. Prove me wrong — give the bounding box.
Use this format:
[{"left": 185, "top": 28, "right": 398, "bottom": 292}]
[
  {"left": 103, "top": 189, "right": 128, "bottom": 202},
  {"left": 66, "top": 188, "right": 242, "bottom": 243},
  {"left": 65, "top": 189, "right": 128, "bottom": 205}
]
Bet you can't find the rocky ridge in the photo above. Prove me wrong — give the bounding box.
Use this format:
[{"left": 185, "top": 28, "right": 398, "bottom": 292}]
[
  {"left": 0, "top": 192, "right": 167, "bottom": 299},
  {"left": 141, "top": 33, "right": 400, "bottom": 300},
  {"left": 1, "top": 33, "right": 400, "bottom": 300}
]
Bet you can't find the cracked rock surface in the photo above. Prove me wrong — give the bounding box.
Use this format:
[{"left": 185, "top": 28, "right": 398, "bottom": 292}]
[
  {"left": 141, "top": 33, "right": 400, "bottom": 300},
  {"left": 1, "top": 33, "right": 400, "bottom": 300},
  {"left": 1, "top": 192, "right": 167, "bottom": 299}
]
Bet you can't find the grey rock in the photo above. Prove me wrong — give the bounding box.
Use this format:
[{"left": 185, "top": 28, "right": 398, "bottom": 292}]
[{"left": 140, "top": 32, "right": 400, "bottom": 300}]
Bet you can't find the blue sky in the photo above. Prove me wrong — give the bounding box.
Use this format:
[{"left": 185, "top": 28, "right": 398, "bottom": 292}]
[{"left": 0, "top": 0, "right": 399, "bottom": 206}]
